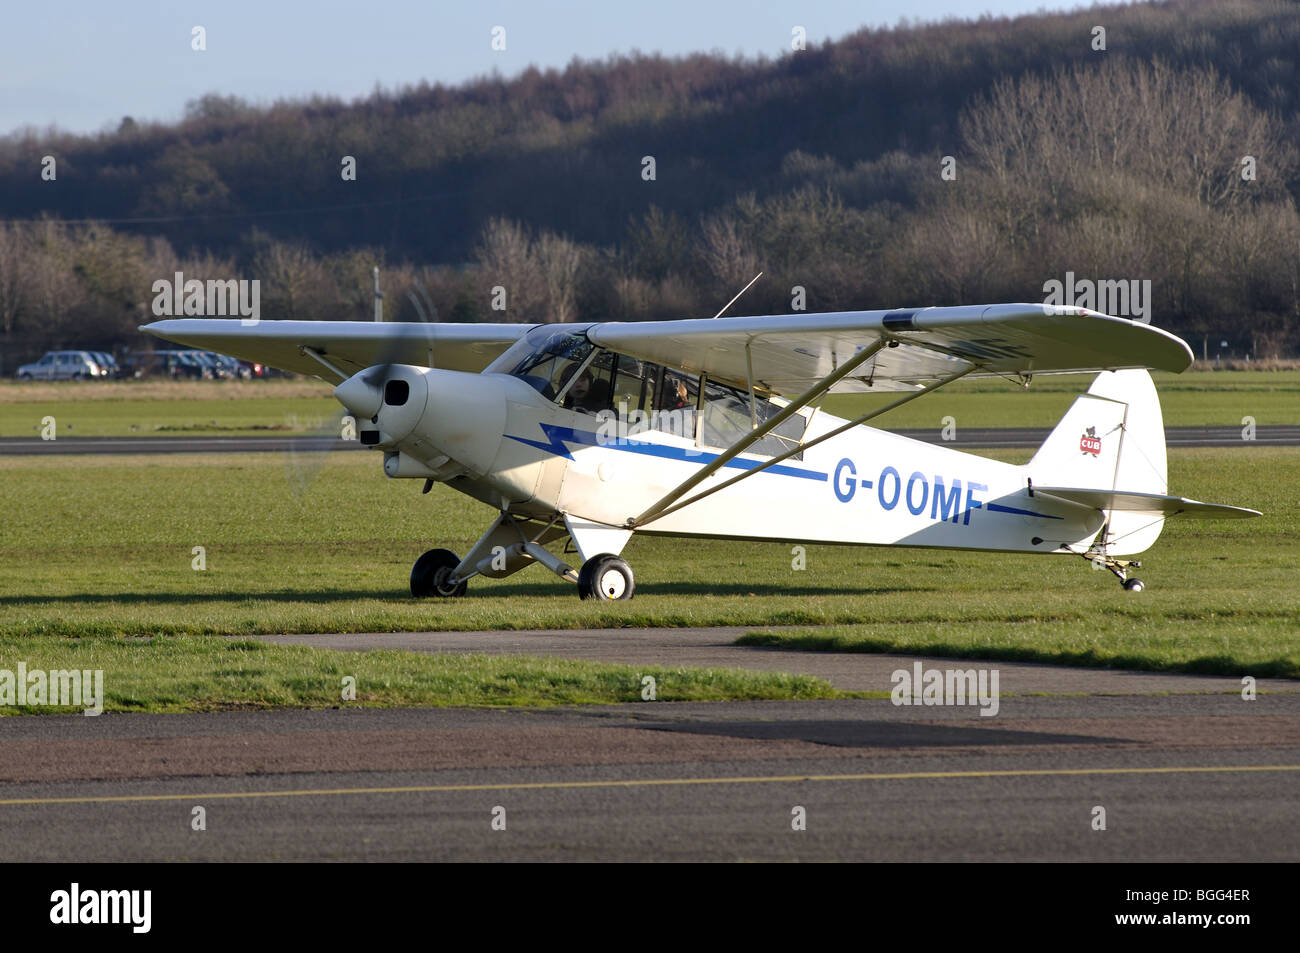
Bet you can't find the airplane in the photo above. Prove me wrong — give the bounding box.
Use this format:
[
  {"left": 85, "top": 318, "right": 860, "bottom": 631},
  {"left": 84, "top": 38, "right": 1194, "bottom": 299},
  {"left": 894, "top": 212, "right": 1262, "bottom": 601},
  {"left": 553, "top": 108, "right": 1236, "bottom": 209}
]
[{"left": 142, "top": 303, "right": 1259, "bottom": 601}]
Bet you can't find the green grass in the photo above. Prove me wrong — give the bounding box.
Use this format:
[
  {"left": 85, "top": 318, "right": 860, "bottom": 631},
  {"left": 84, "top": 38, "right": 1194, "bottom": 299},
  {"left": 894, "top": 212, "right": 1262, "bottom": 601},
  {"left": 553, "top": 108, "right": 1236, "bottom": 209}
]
[
  {"left": 0, "top": 635, "right": 841, "bottom": 715},
  {"left": 0, "top": 446, "right": 1295, "bottom": 679},
  {"left": 0, "top": 396, "right": 340, "bottom": 438},
  {"left": 3, "top": 370, "right": 1297, "bottom": 436}
]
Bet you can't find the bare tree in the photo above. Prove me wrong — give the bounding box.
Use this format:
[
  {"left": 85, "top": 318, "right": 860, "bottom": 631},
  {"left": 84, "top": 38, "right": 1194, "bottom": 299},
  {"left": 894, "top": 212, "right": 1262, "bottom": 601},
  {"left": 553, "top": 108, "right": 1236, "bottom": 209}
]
[
  {"left": 536, "top": 232, "right": 584, "bottom": 323},
  {"left": 0, "top": 224, "right": 29, "bottom": 339},
  {"left": 475, "top": 218, "right": 544, "bottom": 322}
]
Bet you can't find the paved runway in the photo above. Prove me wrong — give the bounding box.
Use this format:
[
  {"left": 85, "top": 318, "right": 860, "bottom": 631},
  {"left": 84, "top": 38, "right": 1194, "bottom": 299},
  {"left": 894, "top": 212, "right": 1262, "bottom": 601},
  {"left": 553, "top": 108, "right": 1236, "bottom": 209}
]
[
  {"left": 1, "top": 696, "right": 1296, "bottom": 861},
  {"left": 3, "top": 425, "right": 1296, "bottom": 455},
  {"left": 2, "top": 625, "right": 1296, "bottom": 861}
]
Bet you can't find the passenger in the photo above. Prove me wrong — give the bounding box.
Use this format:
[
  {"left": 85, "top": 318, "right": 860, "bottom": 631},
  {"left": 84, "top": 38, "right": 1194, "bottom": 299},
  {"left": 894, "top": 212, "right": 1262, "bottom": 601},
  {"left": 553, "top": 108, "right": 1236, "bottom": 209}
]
[{"left": 665, "top": 376, "right": 691, "bottom": 409}]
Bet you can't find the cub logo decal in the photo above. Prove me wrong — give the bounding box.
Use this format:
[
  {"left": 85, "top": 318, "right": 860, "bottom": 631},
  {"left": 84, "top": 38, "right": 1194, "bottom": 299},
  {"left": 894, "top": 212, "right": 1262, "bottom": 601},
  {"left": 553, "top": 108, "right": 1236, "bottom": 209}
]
[{"left": 1080, "top": 426, "right": 1102, "bottom": 456}]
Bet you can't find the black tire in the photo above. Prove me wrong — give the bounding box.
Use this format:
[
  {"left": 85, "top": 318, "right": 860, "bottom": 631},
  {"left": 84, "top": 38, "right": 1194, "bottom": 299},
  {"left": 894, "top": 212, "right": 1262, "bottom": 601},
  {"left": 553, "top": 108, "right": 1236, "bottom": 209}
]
[
  {"left": 19, "top": 373, "right": 31, "bottom": 381},
  {"left": 410, "top": 548, "right": 466, "bottom": 597},
  {"left": 577, "top": 553, "right": 635, "bottom": 601},
  {"left": 1123, "top": 578, "right": 1145, "bottom": 592}
]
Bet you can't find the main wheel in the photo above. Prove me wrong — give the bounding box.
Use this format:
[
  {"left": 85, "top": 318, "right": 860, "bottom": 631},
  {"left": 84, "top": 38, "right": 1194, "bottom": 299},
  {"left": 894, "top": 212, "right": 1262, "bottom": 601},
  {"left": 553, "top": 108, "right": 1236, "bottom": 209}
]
[
  {"left": 410, "top": 548, "right": 467, "bottom": 597},
  {"left": 577, "top": 553, "right": 635, "bottom": 601},
  {"left": 1123, "top": 578, "right": 1145, "bottom": 592}
]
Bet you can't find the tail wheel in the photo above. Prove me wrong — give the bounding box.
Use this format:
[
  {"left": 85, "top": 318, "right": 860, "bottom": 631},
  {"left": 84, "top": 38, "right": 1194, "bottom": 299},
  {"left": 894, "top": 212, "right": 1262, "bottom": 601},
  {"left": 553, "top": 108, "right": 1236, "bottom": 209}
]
[
  {"left": 411, "top": 548, "right": 467, "bottom": 597},
  {"left": 577, "top": 553, "right": 635, "bottom": 601}
]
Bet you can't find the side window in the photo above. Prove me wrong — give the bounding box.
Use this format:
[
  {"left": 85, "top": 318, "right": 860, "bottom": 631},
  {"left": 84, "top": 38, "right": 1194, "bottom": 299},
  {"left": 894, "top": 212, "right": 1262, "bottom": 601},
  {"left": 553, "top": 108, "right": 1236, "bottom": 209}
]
[
  {"left": 699, "top": 378, "right": 806, "bottom": 459},
  {"left": 700, "top": 379, "right": 753, "bottom": 450},
  {"left": 646, "top": 370, "right": 698, "bottom": 442}
]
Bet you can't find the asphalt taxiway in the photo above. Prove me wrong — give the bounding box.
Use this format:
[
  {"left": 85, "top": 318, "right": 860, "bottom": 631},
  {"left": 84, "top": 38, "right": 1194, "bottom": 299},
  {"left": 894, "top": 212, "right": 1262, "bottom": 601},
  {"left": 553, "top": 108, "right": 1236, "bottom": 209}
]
[{"left": 1, "top": 628, "right": 1295, "bottom": 861}]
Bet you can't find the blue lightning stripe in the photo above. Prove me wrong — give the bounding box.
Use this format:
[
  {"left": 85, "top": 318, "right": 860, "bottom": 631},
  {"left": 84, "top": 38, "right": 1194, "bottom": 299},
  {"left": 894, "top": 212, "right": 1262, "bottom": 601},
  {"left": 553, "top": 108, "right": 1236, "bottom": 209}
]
[
  {"left": 505, "top": 424, "right": 827, "bottom": 481},
  {"left": 986, "top": 502, "right": 1064, "bottom": 520}
]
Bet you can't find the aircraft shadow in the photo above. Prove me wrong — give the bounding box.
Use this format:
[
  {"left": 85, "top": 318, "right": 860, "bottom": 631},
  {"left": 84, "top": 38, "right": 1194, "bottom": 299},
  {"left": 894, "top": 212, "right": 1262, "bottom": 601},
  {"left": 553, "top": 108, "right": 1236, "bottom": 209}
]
[{"left": 7, "top": 582, "right": 931, "bottom": 606}]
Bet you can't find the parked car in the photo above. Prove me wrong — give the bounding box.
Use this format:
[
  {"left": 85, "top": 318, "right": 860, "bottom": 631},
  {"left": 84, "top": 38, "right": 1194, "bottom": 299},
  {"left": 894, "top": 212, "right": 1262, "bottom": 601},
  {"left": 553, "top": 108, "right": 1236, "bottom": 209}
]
[
  {"left": 124, "top": 349, "right": 210, "bottom": 379},
  {"left": 90, "top": 351, "right": 122, "bottom": 379},
  {"left": 16, "top": 350, "right": 106, "bottom": 380},
  {"left": 209, "top": 353, "right": 252, "bottom": 379}
]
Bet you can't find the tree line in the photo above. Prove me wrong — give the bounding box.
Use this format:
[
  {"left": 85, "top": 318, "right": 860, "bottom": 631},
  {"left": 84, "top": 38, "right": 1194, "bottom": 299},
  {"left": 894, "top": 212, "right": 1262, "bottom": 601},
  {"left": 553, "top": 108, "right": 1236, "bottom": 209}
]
[{"left": 0, "top": 0, "right": 1297, "bottom": 369}]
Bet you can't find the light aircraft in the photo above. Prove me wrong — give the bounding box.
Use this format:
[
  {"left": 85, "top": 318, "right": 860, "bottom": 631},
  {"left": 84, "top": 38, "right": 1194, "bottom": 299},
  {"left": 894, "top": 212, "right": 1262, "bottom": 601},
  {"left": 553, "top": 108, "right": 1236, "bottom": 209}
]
[{"left": 143, "top": 304, "right": 1259, "bottom": 600}]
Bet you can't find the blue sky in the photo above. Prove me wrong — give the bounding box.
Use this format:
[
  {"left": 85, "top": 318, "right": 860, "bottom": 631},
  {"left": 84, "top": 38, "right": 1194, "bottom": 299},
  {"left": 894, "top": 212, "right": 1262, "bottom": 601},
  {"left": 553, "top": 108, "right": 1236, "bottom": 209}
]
[{"left": 1, "top": 0, "right": 1093, "bottom": 135}]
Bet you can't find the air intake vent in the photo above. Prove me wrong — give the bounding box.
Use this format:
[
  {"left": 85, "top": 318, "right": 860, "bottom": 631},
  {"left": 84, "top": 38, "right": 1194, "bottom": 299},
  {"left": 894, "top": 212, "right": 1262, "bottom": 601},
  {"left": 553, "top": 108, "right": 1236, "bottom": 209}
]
[{"left": 384, "top": 380, "right": 409, "bottom": 406}]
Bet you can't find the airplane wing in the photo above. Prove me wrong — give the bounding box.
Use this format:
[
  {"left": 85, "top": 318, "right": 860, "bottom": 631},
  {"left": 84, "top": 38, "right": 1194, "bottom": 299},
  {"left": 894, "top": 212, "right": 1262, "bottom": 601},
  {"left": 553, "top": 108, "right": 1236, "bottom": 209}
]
[
  {"left": 139, "top": 319, "right": 532, "bottom": 379},
  {"left": 587, "top": 304, "right": 1194, "bottom": 396}
]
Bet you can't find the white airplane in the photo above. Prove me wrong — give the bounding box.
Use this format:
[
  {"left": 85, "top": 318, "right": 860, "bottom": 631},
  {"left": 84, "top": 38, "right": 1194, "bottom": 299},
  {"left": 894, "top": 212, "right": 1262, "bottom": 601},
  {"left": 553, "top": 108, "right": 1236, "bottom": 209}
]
[{"left": 143, "top": 304, "right": 1259, "bottom": 600}]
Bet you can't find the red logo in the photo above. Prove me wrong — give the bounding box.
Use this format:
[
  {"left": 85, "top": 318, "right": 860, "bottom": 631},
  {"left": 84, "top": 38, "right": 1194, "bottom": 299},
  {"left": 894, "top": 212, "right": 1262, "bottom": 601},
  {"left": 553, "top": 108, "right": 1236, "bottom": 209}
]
[{"left": 1080, "top": 426, "right": 1101, "bottom": 456}]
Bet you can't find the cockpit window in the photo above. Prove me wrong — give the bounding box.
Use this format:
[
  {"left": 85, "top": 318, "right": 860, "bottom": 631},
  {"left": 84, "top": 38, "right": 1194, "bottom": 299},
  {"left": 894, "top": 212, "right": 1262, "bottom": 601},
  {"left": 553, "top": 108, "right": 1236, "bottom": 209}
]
[{"left": 489, "top": 325, "right": 594, "bottom": 400}]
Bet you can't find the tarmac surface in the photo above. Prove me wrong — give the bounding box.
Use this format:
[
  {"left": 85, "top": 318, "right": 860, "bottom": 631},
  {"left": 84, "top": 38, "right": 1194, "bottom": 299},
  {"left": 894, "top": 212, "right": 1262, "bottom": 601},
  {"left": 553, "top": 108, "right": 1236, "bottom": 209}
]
[
  {"left": 2, "top": 627, "right": 1295, "bottom": 861},
  {"left": 3, "top": 425, "right": 1296, "bottom": 455}
]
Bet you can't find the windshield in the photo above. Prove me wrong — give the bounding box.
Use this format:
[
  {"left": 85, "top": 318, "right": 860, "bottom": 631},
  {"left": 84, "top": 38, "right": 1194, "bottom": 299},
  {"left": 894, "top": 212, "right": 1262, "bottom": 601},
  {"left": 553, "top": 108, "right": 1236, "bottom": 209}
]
[{"left": 485, "top": 324, "right": 595, "bottom": 399}]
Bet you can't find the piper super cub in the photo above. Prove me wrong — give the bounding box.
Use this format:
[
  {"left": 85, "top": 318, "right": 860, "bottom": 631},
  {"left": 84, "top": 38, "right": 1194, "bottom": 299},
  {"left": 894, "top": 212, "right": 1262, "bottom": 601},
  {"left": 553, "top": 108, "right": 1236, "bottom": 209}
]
[{"left": 144, "top": 304, "right": 1259, "bottom": 600}]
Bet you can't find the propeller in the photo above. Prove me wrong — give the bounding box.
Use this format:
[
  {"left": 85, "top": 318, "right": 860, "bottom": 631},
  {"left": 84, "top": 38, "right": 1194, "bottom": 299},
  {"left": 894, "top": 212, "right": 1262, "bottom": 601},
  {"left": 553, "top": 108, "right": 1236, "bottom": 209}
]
[{"left": 282, "top": 280, "right": 440, "bottom": 497}]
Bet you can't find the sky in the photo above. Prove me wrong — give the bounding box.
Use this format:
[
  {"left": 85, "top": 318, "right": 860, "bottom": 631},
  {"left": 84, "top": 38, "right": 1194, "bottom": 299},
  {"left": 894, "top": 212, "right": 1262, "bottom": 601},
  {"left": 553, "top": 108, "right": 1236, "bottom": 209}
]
[{"left": 0, "top": 0, "right": 1095, "bottom": 136}]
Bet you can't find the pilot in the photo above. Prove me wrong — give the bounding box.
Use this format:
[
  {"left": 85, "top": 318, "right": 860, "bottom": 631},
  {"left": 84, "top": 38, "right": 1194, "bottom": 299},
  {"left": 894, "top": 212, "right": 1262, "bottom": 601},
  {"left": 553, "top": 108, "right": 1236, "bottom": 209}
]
[{"left": 560, "top": 365, "right": 605, "bottom": 413}]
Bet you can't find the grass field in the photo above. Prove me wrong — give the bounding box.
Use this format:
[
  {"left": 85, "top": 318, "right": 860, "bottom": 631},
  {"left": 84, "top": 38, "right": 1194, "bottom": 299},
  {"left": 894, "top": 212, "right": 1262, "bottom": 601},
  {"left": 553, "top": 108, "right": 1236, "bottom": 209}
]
[
  {"left": 3, "top": 369, "right": 1298, "bottom": 436},
  {"left": 1, "top": 442, "right": 1296, "bottom": 679},
  {"left": 0, "top": 636, "right": 840, "bottom": 715}
]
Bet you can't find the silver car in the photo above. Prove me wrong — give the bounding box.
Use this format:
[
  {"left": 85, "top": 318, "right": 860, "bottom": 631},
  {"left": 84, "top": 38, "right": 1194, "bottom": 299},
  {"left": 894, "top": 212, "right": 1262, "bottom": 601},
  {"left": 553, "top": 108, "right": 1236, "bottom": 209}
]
[{"left": 16, "top": 350, "right": 105, "bottom": 380}]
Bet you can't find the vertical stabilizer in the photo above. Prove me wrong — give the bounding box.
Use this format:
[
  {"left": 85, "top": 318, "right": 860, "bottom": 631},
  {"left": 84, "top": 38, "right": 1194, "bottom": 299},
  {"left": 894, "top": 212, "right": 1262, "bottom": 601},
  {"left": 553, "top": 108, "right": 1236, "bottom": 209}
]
[{"left": 1027, "top": 369, "right": 1168, "bottom": 555}]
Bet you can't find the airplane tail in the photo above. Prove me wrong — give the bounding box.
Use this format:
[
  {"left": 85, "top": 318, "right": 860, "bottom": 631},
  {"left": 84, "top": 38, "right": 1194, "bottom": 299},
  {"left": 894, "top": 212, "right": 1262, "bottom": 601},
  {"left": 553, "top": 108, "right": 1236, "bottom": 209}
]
[{"left": 1027, "top": 369, "right": 1169, "bottom": 555}]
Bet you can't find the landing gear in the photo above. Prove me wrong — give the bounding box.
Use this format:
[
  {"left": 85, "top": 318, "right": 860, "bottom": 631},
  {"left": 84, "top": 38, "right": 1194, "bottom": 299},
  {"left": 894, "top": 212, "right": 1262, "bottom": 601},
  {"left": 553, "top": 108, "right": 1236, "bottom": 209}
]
[
  {"left": 577, "top": 553, "right": 635, "bottom": 601},
  {"left": 410, "top": 548, "right": 467, "bottom": 597},
  {"left": 1081, "top": 550, "right": 1145, "bottom": 591}
]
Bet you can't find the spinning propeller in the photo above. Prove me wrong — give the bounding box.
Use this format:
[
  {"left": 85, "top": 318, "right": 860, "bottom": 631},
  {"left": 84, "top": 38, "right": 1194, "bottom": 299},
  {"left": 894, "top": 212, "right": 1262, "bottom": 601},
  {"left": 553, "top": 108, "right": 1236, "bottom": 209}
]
[{"left": 283, "top": 285, "right": 440, "bottom": 497}]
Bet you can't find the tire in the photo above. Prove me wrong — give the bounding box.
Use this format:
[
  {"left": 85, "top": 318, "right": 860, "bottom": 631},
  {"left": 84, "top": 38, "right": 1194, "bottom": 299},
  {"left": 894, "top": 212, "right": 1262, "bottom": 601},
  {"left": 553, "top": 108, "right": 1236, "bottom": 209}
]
[
  {"left": 410, "top": 548, "right": 466, "bottom": 597},
  {"left": 19, "top": 373, "right": 31, "bottom": 381},
  {"left": 1123, "top": 578, "right": 1145, "bottom": 592},
  {"left": 577, "top": 553, "right": 635, "bottom": 601}
]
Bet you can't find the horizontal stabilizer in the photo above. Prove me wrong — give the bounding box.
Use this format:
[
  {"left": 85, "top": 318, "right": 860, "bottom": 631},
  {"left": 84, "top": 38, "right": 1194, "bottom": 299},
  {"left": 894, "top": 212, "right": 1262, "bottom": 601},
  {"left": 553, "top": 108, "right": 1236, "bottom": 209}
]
[{"left": 1033, "top": 486, "right": 1260, "bottom": 519}]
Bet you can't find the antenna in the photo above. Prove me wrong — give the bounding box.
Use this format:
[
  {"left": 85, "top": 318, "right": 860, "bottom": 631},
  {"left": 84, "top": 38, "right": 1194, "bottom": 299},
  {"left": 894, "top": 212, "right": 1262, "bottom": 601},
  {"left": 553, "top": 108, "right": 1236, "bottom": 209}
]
[{"left": 712, "top": 271, "right": 763, "bottom": 319}]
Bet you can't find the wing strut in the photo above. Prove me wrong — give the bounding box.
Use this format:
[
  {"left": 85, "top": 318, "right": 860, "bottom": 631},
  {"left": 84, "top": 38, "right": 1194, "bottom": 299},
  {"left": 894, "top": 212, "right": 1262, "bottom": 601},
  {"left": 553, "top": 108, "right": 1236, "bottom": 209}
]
[
  {"left": 630, "top": 363, "right": 978, "bottom": 528},
  {"left": 297, "top": 346, "right": 350, "bottom": 384}
]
